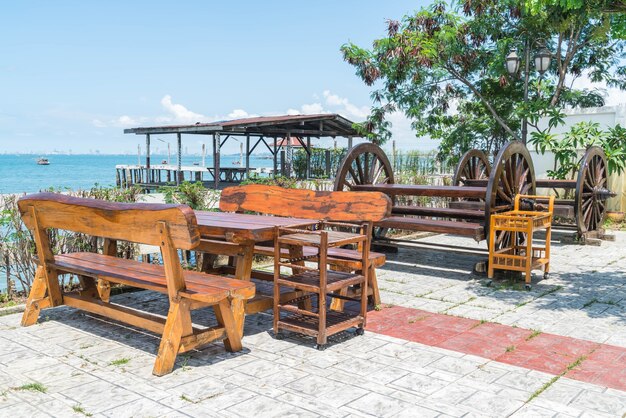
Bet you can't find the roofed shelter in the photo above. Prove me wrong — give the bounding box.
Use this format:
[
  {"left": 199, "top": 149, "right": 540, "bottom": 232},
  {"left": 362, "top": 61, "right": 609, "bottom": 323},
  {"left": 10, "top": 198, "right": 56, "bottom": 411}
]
[{"left": 123, "top": 114, "right": 363, "bottom": 189}]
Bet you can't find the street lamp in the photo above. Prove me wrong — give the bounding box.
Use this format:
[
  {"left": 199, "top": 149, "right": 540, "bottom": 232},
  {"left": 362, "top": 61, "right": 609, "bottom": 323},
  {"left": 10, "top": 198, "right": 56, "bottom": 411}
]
[{"left": 505, "top": 42, "right": 552, "bottom": 143}]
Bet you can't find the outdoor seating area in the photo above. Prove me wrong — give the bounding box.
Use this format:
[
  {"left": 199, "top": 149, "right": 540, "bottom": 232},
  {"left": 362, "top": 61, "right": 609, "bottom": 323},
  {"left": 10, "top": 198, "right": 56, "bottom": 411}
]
[{"left": 1, "top": 222, "right": 624, "bottom": 416}]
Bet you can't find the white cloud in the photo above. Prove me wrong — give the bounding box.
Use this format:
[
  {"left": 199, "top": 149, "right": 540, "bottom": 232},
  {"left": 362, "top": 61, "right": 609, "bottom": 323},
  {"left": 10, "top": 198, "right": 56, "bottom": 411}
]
[
  {"left": 286, "top": 108, "right": 301, "bottom": 115},
  {"left": 322, "top": 90, "right": 369, "bottom": 119},
  {"left": 227, "top": 109, "right": 250, "bottom": 119},
  {"left": 160, "top": 94, "right": 205, "bottom": 124},
  {"left": 92, "top": 119, "right": 107, "bottom": 128},
  {"left": 301, "top": 103, "right": 325, "bottom": 114},
  {"left": 385, "top": 111, "right": 439, "bottom": 152},
  {"left": 116, "top": 115, "right": 139, "bottom": 127}
]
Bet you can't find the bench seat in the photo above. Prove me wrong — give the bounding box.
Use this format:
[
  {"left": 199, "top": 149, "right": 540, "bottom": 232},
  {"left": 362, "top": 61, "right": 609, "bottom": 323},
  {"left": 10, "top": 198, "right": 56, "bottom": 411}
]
[
  {"left": 54, "top": 252, "right": 255, "bottom": 303},
  {"left": 377, "top": 216, "right": 485, "bottom": 241}
]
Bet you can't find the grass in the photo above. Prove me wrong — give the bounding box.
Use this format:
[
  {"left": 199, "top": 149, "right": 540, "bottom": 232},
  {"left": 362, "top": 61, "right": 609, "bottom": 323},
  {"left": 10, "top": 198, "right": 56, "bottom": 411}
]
[
  {"left": 180, "top": 394, "right": 194, "bottom": 403},
  {"left": 109, "top": 357, "right": 130, "bottom": 367},
  {"left": 72, "top": 404, "right": 93, "bottom": 417},
  {"left": 180, "top": 355, "right": 191, "bottom": 372},
  {"left": 526, "top": 353, "right": 590, "bottom": 403},
  {"left": 526, "top": 329, "right": 542, "bottom": 341},
  {"left": 470, "top": 319, "right": 490, "bottom": 329},
  {"left": 14, "top": 383, "right": 47, "bottom": 393},
  {"left": 505, "top": 345, "right": 516, "bottom": 353},
  {"left": 408, "top": 315, "right": 428, "bottom": 324},
  {"left": 516, "top": 286, "right": 563, "bottom": 308},
  {"left": 582, "top": 298, "right": 598, "bottom": 308}
]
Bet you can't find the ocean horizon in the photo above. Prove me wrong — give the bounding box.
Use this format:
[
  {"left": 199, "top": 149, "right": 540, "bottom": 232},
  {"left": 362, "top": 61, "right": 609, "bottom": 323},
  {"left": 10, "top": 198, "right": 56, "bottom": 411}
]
[{"left": 0, "top": 153, "right": 275, "bottom": 194}]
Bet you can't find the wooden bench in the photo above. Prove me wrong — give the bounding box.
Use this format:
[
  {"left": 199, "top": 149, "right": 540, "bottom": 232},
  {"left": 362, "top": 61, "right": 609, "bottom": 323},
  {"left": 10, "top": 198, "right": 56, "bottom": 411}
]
[
  {"left": 219, "top": 184, "right": 391, "bottom": 308},
  {"left": 18, "top": 193, "right": 255, "bottom": 376}
]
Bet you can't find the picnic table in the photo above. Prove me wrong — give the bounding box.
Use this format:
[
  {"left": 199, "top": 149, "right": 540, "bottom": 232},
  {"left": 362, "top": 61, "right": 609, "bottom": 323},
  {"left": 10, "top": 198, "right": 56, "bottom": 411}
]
[{"left": 193, "top": 211, "right": 318, "bottom": 331}]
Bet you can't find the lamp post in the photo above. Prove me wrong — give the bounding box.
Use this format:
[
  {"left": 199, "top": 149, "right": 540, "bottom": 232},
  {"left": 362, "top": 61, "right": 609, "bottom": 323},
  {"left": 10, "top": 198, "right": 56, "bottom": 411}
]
[{"left": 505, "top": 41, "right": 552, "bottom": 144}]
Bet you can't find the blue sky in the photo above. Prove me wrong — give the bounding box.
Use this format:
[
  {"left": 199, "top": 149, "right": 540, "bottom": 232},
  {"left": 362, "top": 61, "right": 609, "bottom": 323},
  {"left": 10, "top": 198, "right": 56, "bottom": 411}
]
[{"left": 1, "top": 0, "right": 441, "bottom": 155}]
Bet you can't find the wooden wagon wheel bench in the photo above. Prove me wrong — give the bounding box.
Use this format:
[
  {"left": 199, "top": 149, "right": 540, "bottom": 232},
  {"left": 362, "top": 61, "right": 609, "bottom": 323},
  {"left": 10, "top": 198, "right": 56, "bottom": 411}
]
[
  {"left": 334, "top": 140, "right": 537, "bottom": 254},
  {"left": 456, "top": 146, "right": 616, "bottom": 244}
]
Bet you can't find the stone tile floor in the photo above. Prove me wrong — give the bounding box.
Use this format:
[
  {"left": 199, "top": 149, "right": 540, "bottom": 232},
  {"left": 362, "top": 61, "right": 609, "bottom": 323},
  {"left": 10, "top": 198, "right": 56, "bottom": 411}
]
[{"left": 0, "top": 229, "right": 624, "bottom": 417}]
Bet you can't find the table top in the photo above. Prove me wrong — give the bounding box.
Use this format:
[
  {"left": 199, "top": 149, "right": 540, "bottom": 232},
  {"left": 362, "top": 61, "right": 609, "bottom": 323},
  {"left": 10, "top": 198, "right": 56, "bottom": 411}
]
[{"left": 194, "top": 211, "right": 317, "bottom": 243}]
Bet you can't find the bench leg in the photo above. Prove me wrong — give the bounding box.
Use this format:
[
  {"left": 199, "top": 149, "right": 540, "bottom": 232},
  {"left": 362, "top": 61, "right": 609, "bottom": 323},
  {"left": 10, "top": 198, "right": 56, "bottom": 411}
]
[
  {"left": 21, "top": 267, "right": 48, "bottom": 326},
  {"left": 369, "top": 265, "right": 381, "bottom": 307},
  {"left": 97, "top": 279, "right": 111, "bottom": 303},
  {"left": 214, "top": 299, "right": 243, "bottom": 352},
  {"left": 329, "top": 265, "right": 352, "bottom": 312},
  {"left": 153, "top": 299, "right": 193, "bottom": 376}
]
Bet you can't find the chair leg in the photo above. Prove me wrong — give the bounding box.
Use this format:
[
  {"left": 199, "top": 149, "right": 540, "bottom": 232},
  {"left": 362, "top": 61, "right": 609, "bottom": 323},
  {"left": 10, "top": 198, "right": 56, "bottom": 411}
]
[
  {"left": 214, "top": 299, "right": 243, "bottom": 352},
  {"left": 153, "top": 299, "right": 192, "bottom": 376},
  {"left": 21, "top": 267, "right": 48, "bottom": 327}
]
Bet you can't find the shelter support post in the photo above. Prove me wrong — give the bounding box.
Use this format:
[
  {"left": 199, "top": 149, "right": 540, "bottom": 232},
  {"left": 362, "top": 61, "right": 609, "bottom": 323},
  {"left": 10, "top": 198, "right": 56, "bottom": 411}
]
[
  {"left": 273, "top": 137, "right": 278, "bottom": 178},
  {"left": 146, "top": 134, "right": 151, "bottom": 183},
  {"left": 214, "top": 133, "right": 220, "bottom": 189},
  {"left": 306, "top": 137, "right": 311, "bottom": 179},
  {"left": 245, "top": 134, "right": 250, "bottom": 179},
  {"left": 176, "top": 133, "right": 182, "bottom": 185}
]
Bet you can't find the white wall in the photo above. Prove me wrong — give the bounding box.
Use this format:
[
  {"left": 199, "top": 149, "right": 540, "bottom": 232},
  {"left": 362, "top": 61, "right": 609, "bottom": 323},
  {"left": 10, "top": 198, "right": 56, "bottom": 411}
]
[{"left": 530, "top": 105, "right": 626, "bottom": 211}]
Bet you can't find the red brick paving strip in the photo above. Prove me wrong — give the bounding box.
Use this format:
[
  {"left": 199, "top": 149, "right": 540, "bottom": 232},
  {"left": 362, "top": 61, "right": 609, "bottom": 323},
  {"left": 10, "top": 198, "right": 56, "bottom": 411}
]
[{"left": 366, "top": 305, "right": 626, "bottom": 392}]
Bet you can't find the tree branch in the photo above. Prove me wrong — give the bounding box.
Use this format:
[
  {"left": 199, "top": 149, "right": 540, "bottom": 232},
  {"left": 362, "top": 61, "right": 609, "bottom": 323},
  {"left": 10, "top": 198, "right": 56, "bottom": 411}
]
[{"left": 447, "top": 65, "right": 521, "bottom": 141}]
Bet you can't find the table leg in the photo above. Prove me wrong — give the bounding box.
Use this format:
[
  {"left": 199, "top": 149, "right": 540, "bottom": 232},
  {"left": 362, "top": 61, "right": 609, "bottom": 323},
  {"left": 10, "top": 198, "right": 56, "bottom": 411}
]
[{"left": 232, "top": 242, "right": 254, "bottom": 337}]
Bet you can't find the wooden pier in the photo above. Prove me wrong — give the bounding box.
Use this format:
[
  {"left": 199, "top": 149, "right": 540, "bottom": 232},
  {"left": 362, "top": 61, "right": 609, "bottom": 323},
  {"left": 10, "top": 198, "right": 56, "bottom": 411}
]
[{"left": 115, "top": 163, "right": 268, "bottom": 190}]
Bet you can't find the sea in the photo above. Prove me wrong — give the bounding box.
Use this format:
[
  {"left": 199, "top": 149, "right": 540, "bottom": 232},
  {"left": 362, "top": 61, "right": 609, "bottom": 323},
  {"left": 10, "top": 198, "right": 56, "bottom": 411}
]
[{"left": 0, "top": 153, "right": 275, "bottom": 194}]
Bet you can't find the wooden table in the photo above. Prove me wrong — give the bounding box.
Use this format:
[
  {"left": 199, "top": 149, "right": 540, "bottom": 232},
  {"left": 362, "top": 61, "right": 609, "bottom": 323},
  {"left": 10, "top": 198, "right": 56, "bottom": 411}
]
[{"left": 194, "top": 211, "right": 318, "bottom": 334}]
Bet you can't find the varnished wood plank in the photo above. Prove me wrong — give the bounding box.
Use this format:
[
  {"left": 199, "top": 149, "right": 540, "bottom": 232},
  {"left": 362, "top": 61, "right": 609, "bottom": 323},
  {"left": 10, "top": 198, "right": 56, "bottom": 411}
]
[
  {"left": 179, "top": 326, "right": 226, "bottom": 352},
  {"left": 18, "top": 193, "right": 199, "bottom": 250},
  {"left": 353, "top": 184, "right": 486, "bottom": 199},
  {"left": 64, "top": 293, "right": 166, "bottom": 334},
  {"left": 219, "top": 184, "right": 391, "bottom": 221},
  {"left": 21, "top": 267, "right": 49, "bottom": 326}
]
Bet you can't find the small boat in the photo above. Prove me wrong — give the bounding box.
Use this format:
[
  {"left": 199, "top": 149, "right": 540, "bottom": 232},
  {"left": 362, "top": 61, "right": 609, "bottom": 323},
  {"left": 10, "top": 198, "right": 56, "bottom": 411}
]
[
  {"left": 37, "top": 157, "right": 50, "bottom": 165},
  {"left": 161, "top": 159, "right": 168, "bottom": 164}
]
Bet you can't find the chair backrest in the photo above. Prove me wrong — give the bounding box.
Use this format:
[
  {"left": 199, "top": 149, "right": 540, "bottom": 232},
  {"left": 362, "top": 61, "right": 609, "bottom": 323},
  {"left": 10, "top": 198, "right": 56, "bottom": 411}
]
[
  {"left": 18, "top": 193, "right": 200, "bottom": 250},
  {"left": 219, "top": 184, "right": 391, "bottom": 222}
]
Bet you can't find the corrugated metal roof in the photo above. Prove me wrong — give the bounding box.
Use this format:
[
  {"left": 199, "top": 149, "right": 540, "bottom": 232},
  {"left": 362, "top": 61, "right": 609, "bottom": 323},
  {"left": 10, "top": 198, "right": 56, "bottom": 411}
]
[{"left": 123, "top": 113, "right": 361, "bottom": 137}]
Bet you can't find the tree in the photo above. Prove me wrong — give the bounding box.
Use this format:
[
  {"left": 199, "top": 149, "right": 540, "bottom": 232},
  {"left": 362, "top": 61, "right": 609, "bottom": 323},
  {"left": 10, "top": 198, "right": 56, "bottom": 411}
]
[{"left": 342, "top": 0, "right": 626, "bottom": 163}]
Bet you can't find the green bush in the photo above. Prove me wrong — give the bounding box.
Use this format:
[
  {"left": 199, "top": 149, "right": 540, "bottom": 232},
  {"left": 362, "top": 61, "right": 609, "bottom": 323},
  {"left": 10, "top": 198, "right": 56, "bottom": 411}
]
[{"left": 0, "top": 185, "right": 143, "bottom": 295}]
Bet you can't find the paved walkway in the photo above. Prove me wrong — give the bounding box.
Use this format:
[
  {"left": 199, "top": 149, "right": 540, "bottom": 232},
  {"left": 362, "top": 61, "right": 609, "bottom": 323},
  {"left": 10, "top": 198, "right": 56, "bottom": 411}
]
[{"left": 0, "top": 230, "right": 624, "bottom": 417}]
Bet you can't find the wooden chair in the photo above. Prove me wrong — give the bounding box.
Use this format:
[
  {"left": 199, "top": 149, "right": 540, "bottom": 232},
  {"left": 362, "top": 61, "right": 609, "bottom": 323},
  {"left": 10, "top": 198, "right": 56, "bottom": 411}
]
[
  {"left": 219, "top": 184, "right": 391, "bottom": 308},
  {"left": 18, "top": 193, "right": 255, "bottom": 376}
]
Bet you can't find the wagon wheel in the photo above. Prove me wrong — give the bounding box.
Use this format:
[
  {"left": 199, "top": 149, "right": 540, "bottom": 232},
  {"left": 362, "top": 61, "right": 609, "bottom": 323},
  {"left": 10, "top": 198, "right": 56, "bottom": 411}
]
[
  {"left": 452, "top": 149, "right": 491, "bottom": 190},
  {"left": 485, "top": 141, "right": 536, "bottom": 251},
  {"left": 334, "top": 143, "right": 394, "bottom": 238},
  {"left": 574, "top": 146, "right": 612, "bottom": 237}
]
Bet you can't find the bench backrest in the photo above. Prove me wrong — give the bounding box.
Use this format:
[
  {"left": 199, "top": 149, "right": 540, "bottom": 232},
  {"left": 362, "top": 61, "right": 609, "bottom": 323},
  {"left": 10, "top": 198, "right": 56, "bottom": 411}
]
[
  {"left": 18, "top": 193, "right": 200, "bottom": 250},
  {"left": 219, "top": 184, "right": 391, "bottom": 222}
]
